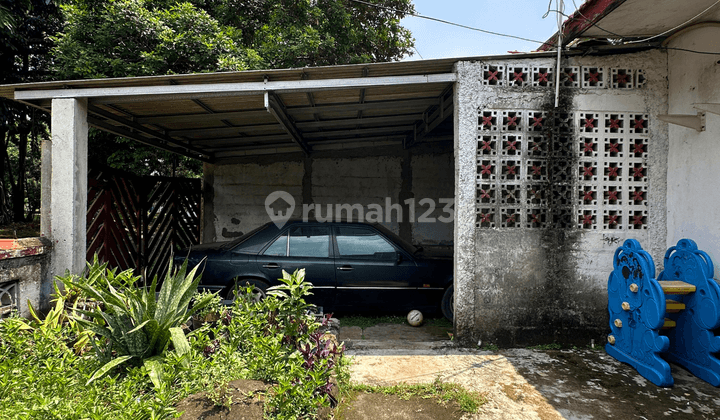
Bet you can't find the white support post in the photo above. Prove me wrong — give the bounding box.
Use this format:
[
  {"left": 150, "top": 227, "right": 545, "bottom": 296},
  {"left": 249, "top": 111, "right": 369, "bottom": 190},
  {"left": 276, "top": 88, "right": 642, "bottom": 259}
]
[
  {"left": 40, "top": 136, "right": 52, "bottom": 238},
  {"left": 49, "top": 98, "right": 88, "bottom": 277},
  {"left": 452, "top": 62, "right": 477, "bottom": 344}
]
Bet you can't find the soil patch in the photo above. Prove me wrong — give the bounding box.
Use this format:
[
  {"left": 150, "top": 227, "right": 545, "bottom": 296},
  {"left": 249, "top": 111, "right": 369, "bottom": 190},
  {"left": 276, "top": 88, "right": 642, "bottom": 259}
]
[
  {"left": 175, "top": 379, "right": 268, "bottom": 420},
  {"left": 174, "top": 378, "right": 466, "bottom": 420},
  {"left": 338, "top": 392, "right": 464, "bottom": 420}
]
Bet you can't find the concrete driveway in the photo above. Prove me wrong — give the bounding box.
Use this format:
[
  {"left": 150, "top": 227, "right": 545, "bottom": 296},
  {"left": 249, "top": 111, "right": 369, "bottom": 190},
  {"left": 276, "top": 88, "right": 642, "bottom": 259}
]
[{"left": 341, "top": 323, "right": 720, "bottom": 419}]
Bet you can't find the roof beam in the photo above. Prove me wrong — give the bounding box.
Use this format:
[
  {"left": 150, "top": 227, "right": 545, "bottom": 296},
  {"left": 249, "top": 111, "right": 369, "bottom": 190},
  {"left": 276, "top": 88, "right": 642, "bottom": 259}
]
[
  {"left": 301, "top": 71, "right": 321, "bottom": 123},
  {"left": 188, "top": 134, "right": 292, "bottom": 145},
  {"left": 135, "top": 109, "right": 269, "bottom": 125},
  {"left": 88, "top": 117, "right": 212, "bottom": 162},
  {"left": 265, "top": 92, "right": 311, "bottom": 156},
  {"left": 356, "top": 67, "right": 370, "bottom": 127},
  {"left": 15, "top": 73, "right": 457, "bottom": 103},
  {"left": 132, "top": 98, "right": 439, "bottom": 125},
  {"left": 200, "top": 133, "right": 411, "bottom": 152},
  {"left": 302, "top": 125, "right": 414, "bottom": 140},
  {"left": 405, "top": 85, "right": 454, "bottom": 148},
  {"left": 296, "top": 114, "right": 419, "bottom": 130},
  {"left": 88, "top": 105, "right": 212, "bottom": 160},
  {"left": 167, "top": 123, "right": 283, "bottom": 138},
  {"left": 213, "top": 138, "right": 405, "bottom": 160},
  {"left": 288, "top": 98, "right": 439, "bottom": 116}
]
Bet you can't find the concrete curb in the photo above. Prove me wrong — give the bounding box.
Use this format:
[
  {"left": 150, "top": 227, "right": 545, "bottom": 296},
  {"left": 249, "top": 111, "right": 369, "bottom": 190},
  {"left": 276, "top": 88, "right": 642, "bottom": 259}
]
[{"left": 344, "top": 339, "right": 456, "bottom": 351}]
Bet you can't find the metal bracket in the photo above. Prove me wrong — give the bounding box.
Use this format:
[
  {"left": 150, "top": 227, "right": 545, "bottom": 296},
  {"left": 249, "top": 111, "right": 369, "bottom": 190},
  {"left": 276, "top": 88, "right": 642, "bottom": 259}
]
[
  {"left": 265, "top": 92, "right": 311, "bottom": 156},
  {"left": 657, "top": 111, "right": 705, "bottom": 132},
  {"left": 693, "top": 103, "right": 720, "bottom": 117}
]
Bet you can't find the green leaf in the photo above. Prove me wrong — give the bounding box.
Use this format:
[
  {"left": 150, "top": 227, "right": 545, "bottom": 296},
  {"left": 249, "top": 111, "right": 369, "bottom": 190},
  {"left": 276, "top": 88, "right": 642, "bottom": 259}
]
[
  {"left": 127, "top": 319, "right": 149, "bottom": 335},
  {"left": 86, "top": 355, "right": 132, "bottom": 385},
  {"left": 168, "top": 327, "right": 190, "bottom": 356},
  {"left": 143, "top": 356, "right": 165, "bottom": 390}
]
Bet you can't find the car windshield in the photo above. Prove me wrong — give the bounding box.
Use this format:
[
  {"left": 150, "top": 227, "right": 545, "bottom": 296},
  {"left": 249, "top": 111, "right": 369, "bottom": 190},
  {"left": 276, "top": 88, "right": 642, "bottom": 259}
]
[
  {"left": 371, "top": 223, "right": 418, "bottom": 254},
  {"left": 221, "top": 223, "right": 269, "bottom": 250}
]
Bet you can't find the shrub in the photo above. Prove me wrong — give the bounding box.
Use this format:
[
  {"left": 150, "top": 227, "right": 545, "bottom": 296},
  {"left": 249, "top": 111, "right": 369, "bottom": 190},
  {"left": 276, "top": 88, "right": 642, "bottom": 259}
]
[
  {"left": 0, "top": 264, "right": 345, "bottom": 419},
  {"left": 199, "top": 269, "right": 345, "bottom": 419},
  {"left": 61, "top": 258, "right": 215, "bottom": 384}
]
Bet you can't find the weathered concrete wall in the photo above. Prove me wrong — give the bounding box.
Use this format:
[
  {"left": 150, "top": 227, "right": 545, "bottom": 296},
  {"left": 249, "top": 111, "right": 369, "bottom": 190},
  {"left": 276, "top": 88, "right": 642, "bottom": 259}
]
[
  {"left": 311, "top": 155, "right": 403, "bottom": 234},
  {"left": 206, "top": 160, "right": 305, "bottom": 240},
  {"left": 411, "top": 153, "right": 455, "bottom": 247},
  {"left": 204, "top": 143, "right": 454, "bottom": 247},
  {"left": 666, "top": 24, "right": 720, "bottom": 278},
  {"left": 0, "top": 238, "right": 52, "bottom": 317},
  {"left": 454, "top": 51, "right": 669, "bottom": 347}
]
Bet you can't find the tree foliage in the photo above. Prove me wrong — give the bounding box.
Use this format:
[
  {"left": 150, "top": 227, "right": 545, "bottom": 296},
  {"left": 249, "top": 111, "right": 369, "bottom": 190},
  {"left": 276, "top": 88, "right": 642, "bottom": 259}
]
[
  {"left": 1, "top": 0, "right": 415, "bottom": 224},
  {"left": 0, "top": 0, "right": 61, "bottom": 223},
  {"left": 53, "top": 0, "right": 415, "bottom": 79},
  {"left": 52, "top": 0, "right": 261, "bottom": 79}
]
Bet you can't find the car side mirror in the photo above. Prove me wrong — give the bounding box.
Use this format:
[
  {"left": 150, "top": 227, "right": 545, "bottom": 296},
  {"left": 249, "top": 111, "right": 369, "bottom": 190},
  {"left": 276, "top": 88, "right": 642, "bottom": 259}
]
[{"left": 396, "top": 252, "right": 403, "bottom": 264}]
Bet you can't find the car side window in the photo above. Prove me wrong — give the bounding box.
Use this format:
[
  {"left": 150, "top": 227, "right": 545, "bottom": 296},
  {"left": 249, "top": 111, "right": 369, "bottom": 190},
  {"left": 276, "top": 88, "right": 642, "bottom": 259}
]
[
  {"left": 263, "top": 234, "right": 288, "bottom": 256},
  {"left": 336, "top": 226, "right": 396, "bottom": 259},
  {"left": 288, "top": 226, "right": 330, "bottom": 258}
]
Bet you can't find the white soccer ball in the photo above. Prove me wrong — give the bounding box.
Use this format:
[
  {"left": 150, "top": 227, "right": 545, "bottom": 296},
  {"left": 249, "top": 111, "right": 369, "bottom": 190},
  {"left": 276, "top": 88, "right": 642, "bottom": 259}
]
[{"left": 407, "top": 310, "right": 424, "bottom": 327}]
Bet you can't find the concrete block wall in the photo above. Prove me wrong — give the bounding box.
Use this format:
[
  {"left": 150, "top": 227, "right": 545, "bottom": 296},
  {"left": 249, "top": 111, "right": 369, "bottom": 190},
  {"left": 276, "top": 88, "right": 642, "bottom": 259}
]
[
  {"left": 666, "top": 24, "right": 720, "bottom": 278},
  {"left": 454, "top": 51, "right": 669, "bottom": 347},
  {"left": 204, "top": 161, "right": 304, "bottom": 240},
  {"left": 203, "top": 143, "right": 454, "bottom": 248},
  {"left": 0, "top": 238, "right": 53, "bottom": 318},
  {"left": 311, "top": 156, "right": 403, "bottom": 233}
]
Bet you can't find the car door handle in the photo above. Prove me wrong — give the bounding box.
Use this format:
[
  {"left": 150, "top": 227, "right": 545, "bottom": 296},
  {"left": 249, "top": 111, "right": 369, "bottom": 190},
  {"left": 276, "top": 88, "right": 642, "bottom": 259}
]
[
  {"left": 337, "top": 266, "right": 353, "bottom": 271},
  {"left": 263, "top": 263, "right": 280, "bottom": 269}
]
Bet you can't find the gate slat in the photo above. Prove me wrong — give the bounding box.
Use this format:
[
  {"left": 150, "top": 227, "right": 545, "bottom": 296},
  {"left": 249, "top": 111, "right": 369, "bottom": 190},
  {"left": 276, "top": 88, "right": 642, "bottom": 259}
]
[{"left": 86, "top": 166, "right": 200, "bottom": 281}]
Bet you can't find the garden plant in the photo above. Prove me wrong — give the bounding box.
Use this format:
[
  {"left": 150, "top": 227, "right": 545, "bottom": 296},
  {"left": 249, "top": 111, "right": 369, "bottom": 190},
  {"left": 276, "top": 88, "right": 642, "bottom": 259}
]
[{"left": 0, "top": 260, "right": 345, "bottom": 419}]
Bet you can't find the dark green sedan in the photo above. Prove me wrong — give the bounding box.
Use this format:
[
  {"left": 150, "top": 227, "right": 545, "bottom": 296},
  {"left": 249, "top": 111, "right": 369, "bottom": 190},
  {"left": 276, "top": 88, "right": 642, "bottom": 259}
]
[{"left": 176, "top": 221, "right": 454, "bottom": 320}]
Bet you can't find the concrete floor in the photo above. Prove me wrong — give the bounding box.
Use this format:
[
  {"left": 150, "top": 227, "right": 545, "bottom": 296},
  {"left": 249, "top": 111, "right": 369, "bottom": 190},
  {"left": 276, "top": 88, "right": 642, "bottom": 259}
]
[{"left": 341, "top": 323, "right": 720, "bottom": 419}]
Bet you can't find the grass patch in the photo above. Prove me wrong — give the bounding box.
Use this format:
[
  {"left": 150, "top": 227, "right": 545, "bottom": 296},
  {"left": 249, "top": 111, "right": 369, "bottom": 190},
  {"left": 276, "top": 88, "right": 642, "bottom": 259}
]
[
  {"left": 481, "top": 344, "right": 499, "bottom": 352},
  {"left": 348, "top": 378, "right": 486, "bottom": 413}
]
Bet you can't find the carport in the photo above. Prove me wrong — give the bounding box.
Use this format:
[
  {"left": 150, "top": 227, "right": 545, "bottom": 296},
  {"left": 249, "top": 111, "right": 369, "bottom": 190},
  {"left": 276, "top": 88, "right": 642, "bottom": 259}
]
[{"left": 0, "top": 57, "right": 466, "bottom": 299}]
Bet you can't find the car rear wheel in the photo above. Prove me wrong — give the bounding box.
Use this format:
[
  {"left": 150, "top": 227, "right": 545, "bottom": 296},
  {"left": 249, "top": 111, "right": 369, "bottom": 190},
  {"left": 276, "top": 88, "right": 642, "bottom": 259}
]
[
  {"left": 229, "top": 278, "right": 269, "bottom": 304},
  {"left": 441, "top": 285, "right": 454, "bottom": 322}
]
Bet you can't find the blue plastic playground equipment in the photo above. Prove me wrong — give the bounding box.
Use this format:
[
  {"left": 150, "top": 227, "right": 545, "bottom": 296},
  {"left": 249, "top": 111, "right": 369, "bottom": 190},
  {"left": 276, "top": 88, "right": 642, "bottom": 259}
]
[{"left": 606, "top": 239, "right": 720, "bottom": 387}]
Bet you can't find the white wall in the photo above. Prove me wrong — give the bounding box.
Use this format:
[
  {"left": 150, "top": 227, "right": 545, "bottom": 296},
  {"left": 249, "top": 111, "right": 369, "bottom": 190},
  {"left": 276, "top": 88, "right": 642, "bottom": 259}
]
[{"left": 666, "top": 24, "right": 720, "bottom": 278}]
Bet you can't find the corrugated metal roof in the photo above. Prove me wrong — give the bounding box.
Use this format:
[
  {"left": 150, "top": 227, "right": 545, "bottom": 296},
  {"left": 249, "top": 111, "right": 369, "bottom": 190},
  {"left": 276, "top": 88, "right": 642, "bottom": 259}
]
[
  {"left": 0, "top": 52, "right": 559, "bottom": 162},
  {"left": 540, "top": 0, "right": 720, "bottom": 50}
]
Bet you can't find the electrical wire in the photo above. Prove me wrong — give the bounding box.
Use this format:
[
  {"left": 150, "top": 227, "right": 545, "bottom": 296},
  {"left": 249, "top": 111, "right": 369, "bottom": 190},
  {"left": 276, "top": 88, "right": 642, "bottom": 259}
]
[
  {"left": 626, "top": 0, "right": 720, "bottom": 43},
  {"left": 542, "top": 0, "right": 554, "bottom": 19},
  {"left": 545, "top": 8, "right": 624, "bottom": 38},
  {"left": 346, "top": 0, "right": 720, "bottom": 56},
  {"left": 345, "top": 0, "right": 550, "bottom": 45},
  {"left": 662, "top": 46, "right": 720, "bottom": 56},
  {"left": 569, "top": 0, "right": 624, "bottom": 37}
]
